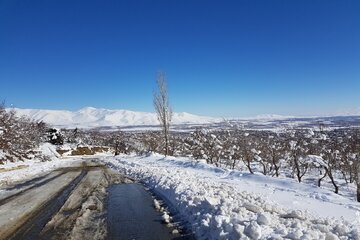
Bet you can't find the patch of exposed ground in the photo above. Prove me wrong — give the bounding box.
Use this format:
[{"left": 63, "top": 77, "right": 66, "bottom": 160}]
[{"left": 57, "top": 146, "right": 111, "bottom": 156}]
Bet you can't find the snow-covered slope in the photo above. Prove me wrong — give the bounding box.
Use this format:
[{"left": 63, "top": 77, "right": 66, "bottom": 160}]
[{"left": 12, "top": 107, "right": 220, "bottom": 128}]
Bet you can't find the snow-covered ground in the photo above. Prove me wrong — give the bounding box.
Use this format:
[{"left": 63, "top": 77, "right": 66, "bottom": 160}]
[{"left": 101, "top": 154, "right": 360, "bottom": 240}]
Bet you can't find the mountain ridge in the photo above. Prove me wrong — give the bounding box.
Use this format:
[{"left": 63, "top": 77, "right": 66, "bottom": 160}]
[
  {"left": 12, "top": 107, "right": 221, "bottom": 128},
  {"left": 10, "top": 107, "right": 360, "bottom": 129}
]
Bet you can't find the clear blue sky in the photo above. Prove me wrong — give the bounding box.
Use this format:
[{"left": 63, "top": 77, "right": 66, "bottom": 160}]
[{"left": 0, "top": 0, "right": 359, "bottom": 117}]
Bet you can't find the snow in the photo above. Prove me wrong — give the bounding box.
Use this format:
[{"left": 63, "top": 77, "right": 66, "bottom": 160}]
[
  {"left": 10, "top": 107, "right": 360, "bottom": 132},
  {"left": 38, "top": 143, "right": 62, "bottom": 160},
  {"left": 306, "top": 155, "right": 327, "bottom": 168},
  {"left": 0, "top": 150, "right": 5, "bottom": 159},
  {"left": 101, "top": 154, "right": 360, "bottom": 240},
  {"left": 12, "top": 107, "right": 220, "bottom": 128},
  {"left": 248, "top": 114, "right": 295, "bottom": 120}
]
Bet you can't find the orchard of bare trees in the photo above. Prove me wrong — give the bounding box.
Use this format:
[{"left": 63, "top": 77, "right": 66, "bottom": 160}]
[{"left": 136, "top": 127, "right": 360, "bottom": 202}]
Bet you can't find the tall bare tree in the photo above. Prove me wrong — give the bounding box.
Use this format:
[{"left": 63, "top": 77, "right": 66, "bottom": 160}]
[{"left": 153, "top": 72, "right": 172, "bottom": 156}]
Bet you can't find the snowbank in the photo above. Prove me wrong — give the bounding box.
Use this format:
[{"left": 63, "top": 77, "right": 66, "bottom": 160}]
[{"left": 102, "top": 154, "right": 360, "bottom": 240}]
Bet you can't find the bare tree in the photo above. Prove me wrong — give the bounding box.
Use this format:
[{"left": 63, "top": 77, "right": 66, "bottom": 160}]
[
  {"left": 348, "top": 129, "right": 360, "bottom": 202},
  {"left": 287, "top": 131, "right": 309, "bottom": 183},
  {"left": 153, "top": 72, "right": 172, "bottom": 156},
  {"left": 0, "top": 101, "right": 48, "bottom": 162}
]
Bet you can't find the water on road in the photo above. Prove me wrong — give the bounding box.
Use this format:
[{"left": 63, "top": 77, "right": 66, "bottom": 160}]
[{"left": 107, "top": 184, "right": 177, "bottom": 240}]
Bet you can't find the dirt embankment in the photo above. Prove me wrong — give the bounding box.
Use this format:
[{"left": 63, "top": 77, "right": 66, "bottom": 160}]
[{"left": 57, "top": 146, "right": 111, "bottom": 156}]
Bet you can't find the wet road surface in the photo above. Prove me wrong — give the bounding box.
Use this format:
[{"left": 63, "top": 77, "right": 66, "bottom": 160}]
[
  {"left": 107, "top": 184, "right": 178, "bottom": 240},
  {"left": 0, "top": 160, "right": 191, "bottom": 240}
]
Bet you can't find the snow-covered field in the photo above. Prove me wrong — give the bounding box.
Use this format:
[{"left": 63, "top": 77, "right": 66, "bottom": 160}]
[{"left": 101, "top": 154, "right": 360, "bottom": 240}]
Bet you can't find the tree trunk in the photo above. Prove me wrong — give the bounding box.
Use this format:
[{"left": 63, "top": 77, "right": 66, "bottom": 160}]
[
  {"left": 341, "top": 171, "right": 349, "bottom": 184},
  {"left": 232, "top": 159, "right": 236, "bottom": 170},
  {"left": 246, "top": 158, "right": 254, "bottom": 174},
  {"left": 357, "top": 164, "right": 360, "bottom": 202},
  {"left": 294, "top": 156, "right": 302, "bottom": 183},
  {"left": 164, "top": 117, "right": 169, "bottom": 156},
  {"left": 261, "top": 162, "right": 267, "bottom": 175},
  {"left": 318, "top": 169, "right": 327, "bottom": 187},
  {"left": 272, "top": 156, "right": 280, "bottom": 177},
  {"left": 165, "top": 131, "right": 169, "bottom": 156},
  {"left": 328, "top": 170, "right": 339, "bottom": 194},
  {"left": 114, "top": 142, "right": 119, "bottom": 156}
]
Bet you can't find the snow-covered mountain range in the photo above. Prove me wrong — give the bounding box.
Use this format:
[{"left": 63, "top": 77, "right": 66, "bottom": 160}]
[
  {"left": 13, "top": 107, "right": 220, "bottom": 128},
  {"left": 11, "top": 107, "right": 360, "bottom": 130}
]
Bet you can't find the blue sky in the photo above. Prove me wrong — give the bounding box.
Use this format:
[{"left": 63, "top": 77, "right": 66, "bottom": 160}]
[{"left": 0, "top": 0, "right": 359, "bottom": 117}]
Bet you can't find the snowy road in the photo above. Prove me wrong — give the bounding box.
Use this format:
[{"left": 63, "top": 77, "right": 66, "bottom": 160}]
[
  {"left": 0, "top": 160, "right": 184, "bottom": 240},
  {"left": 0, "top": 170, "right": 82, "bottom": 239}
]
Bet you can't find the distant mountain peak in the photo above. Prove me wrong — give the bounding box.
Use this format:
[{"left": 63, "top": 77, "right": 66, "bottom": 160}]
[{"left": 79, "top": 106, "right": 97, "bottom": 111}]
